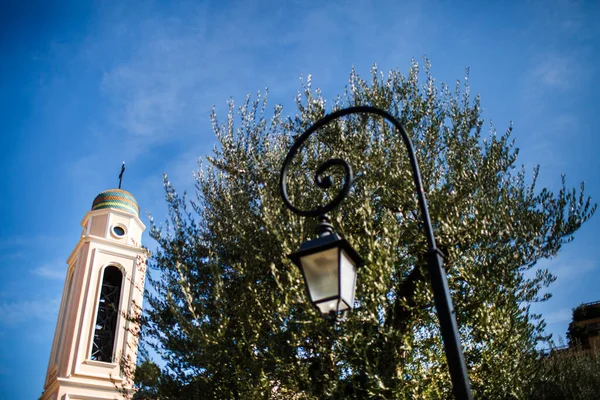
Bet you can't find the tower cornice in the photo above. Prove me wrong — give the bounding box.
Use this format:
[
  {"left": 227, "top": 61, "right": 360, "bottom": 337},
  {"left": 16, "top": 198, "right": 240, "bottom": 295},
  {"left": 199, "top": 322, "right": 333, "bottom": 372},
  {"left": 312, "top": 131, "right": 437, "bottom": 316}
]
[
  {"left": 66, "top": 235, "right": 148, "bottom": 266},
  {"left": 81, "top": 208, "right": 146, "bottom": 231}
]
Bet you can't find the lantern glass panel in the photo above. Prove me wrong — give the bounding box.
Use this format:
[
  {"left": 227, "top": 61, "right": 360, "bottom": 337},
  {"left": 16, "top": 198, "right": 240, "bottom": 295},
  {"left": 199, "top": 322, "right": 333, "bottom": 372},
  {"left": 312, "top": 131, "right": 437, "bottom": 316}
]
[
  {"left": 339, "top": 250, "right": 358, "bottom": 308},
  {"left": 300, "top": 247, "right": 339, "bottom": 303}
]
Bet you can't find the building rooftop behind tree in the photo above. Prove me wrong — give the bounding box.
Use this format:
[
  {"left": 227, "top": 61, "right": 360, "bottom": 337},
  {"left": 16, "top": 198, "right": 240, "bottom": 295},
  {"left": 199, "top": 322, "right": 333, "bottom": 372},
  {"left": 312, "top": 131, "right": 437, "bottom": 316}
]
[{"left": 568, "top": 301, "right": 600, "bottom": 350}]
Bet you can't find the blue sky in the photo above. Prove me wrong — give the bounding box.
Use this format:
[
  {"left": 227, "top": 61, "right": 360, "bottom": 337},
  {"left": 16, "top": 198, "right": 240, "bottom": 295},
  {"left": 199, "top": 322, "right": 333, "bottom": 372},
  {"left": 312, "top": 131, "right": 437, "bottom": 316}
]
[{"left": 1, "top": 0, "right": 599, "bottom": 398}]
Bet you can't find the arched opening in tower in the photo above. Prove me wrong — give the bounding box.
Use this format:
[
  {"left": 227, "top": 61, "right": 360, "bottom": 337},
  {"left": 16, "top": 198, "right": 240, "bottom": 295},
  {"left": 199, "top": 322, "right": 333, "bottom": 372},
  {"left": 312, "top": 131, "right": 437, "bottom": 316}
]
[{"left": 91, "top": 266, "right": 123, "bottom": 362}]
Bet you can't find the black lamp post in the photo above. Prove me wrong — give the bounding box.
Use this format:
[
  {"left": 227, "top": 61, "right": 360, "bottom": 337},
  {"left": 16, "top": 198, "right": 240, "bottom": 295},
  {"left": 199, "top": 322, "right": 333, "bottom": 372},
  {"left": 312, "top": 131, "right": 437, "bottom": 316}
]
[{"left": 279, "top": 106, "right": 473, "bottom": 399}]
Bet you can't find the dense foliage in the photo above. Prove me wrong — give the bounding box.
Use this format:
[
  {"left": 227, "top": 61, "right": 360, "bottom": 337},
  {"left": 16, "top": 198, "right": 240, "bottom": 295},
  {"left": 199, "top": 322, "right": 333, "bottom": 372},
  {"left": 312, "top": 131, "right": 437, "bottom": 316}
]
[
  {"left": 572, "top": 303, "right": 600, "bottom": 321},
  {"left": 527, "top": 347, "right": 600, "bottom": 400},
  {"left": 135, "top": 61, "right": 595, "bottom": 399}
]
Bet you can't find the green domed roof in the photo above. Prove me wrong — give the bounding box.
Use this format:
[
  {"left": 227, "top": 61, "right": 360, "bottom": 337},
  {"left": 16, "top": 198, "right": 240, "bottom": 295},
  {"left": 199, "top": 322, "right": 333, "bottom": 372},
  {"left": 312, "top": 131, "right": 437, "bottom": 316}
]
[{"left": 91, "top": 189, "right": 139, "bottom": 217}]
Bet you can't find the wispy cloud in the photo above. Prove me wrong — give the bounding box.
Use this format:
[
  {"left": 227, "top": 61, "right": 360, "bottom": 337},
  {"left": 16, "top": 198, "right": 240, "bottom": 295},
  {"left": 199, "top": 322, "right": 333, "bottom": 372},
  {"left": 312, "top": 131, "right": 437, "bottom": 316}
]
[
  {"left": 513, "top": 0, "right": 594, "bottom": 175},
  {"left": 31, "top": 262, "right": 66, "bottom": 280},
  {"left": 66, "top": 154, "right": 106, "bottom": 186},
  {"left": 530, "top": 0, "right": 587, "bottom": 39},
  {"left": 0, "top": 235, "right": 63, "bottom": 251},
  {"left": 550, "top": 258, "right": 597, "bottom": 288},
  {"left": 544, "top": 307, "right": 573, "bottom": 324},
  {"left": 0, "top": 298, "right": 60, "bottom": 325},
  {"left": 531, "top": 54, "right": 572, "bottom": 89},
  {"left": 517, "top": 49, "right": 587, "bottom": 170},
  {"left": 136, "top": 145, "right": 205, "bottom": 215},
  {"left": 64, "top": 0, "right": 431, "bottom": 206},
  {"left": 95, "top": 0, "right": 430, "bottom": 162},
  {"left": 0, "top": 235, "right": 70, "bottom": 264},
  {"left": 532, "top": 257, "right": 597, "bottom": 291},
  {"left": 99, "top": 3, "right": 252, "bottom": 156},
  {"left": 520, "top": 51, "right": 581, "bottom": 111},
  {"left": 533, "top": 256, "right": 598, "bottom": 337}
]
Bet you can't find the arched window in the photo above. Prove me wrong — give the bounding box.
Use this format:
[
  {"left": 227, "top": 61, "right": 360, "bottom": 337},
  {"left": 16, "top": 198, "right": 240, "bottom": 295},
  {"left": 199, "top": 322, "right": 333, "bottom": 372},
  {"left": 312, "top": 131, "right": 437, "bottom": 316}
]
[{"left": 91, "top": 266, "right": 123, "bottom": 362}]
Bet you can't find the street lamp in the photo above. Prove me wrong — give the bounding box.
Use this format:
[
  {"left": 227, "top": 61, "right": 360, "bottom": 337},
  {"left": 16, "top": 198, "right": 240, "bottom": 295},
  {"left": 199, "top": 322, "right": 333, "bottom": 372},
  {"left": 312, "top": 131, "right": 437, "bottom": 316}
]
[
  {"left": 279, "top": 106, "right": 473, "bottom": 399},
  {"left": 289, "top": 215, "right": 363, "bottom": 318}
]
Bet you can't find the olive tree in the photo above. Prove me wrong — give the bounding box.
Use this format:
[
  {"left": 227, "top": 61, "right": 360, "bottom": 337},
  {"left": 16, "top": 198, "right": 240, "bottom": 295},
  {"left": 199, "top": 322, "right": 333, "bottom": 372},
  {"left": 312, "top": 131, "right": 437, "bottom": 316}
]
[{"left": 136, "top": 61, "right": 595, "bottom": 399}]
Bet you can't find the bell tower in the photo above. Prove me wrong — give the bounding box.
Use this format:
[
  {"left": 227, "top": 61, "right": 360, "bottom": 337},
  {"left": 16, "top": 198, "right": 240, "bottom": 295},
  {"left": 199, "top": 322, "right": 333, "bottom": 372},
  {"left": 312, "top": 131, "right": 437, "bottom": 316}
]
[{"left": 41, "top": 189, "right": 147, "bottom": 400}]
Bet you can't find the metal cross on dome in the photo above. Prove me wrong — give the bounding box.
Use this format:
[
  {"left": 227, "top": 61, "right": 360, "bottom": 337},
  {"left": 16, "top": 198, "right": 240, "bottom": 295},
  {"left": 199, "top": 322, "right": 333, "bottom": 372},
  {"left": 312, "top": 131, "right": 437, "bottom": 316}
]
[{"left": 118, "top": 162, "right": 126, "bottom": 189}]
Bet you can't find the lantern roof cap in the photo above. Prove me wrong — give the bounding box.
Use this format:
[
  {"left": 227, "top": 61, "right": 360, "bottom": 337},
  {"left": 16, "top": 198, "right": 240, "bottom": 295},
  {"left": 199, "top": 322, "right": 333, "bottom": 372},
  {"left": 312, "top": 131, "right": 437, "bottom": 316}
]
[{"left": 289, "top": 232, "right": 364, "bottom": 268}]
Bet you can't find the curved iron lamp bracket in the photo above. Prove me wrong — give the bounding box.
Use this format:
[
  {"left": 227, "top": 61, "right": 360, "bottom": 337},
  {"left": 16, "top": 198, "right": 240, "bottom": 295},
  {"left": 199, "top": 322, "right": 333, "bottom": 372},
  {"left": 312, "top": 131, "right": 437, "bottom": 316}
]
[{"left": 279, "top": 105, "right": 437, "bottom": 249}]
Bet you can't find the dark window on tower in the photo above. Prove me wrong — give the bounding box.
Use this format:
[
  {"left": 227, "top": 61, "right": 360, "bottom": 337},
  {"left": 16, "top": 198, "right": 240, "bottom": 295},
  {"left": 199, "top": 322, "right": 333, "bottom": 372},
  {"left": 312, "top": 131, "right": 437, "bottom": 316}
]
[{"left": 91, "top": 266, "right": 122, "bottom": 362}]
